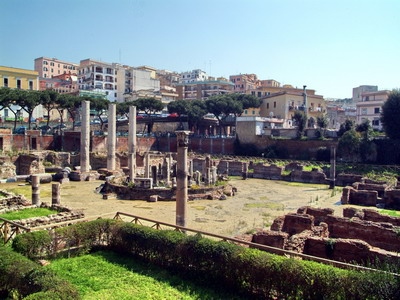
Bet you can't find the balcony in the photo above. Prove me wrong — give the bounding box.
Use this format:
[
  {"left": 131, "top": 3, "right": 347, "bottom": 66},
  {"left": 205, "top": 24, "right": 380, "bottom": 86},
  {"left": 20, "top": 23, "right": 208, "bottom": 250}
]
[{"left": 95, "top": 67, "right": 103, "bottom": 73}]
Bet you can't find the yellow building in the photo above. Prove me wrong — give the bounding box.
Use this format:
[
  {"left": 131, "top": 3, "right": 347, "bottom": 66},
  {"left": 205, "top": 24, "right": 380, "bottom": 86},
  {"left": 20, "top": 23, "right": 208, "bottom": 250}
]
[
  {"left": 260, "top": 91, "right": 326, "bottom": 128},
  {"left": 0, "top": 66, "right": 39, "bottom": 90}
]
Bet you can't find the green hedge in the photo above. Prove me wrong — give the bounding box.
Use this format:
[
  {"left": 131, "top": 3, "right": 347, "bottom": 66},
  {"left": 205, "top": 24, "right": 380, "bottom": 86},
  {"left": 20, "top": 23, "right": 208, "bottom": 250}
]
[
  {"left": 0, "top": 246, "right": 79, "bottom": 299},
  {"left": 11, "top": 219, "right": 400, "bottom": 299}
]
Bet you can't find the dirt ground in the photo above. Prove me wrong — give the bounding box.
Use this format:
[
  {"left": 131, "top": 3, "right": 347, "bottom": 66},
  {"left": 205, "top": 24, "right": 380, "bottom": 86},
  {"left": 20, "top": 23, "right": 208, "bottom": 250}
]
[{"left": 3, "top": 178, "right": 348, "bottom": 237}]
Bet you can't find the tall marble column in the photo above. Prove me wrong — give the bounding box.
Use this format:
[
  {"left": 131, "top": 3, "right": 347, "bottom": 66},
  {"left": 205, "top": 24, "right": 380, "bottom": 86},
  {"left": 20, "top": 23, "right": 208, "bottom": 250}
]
[
  {"left": 107, "top": 103, "right": 116, "bottom": 171},
  {"left": 128, "top": 106, "right": 137, "bottom": 180},
  {"left": 175, "top": 130, "right": 190, "bottom": 227},
  {"left": 80, "top": 100, "right": 90, "bottom": 173}
]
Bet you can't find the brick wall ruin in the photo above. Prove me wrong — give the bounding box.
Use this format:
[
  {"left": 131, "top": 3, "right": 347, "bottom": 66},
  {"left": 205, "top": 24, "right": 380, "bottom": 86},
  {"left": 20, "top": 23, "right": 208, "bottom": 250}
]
[{"left": 250, "top": 206, "right": 400, "bottom": 265}]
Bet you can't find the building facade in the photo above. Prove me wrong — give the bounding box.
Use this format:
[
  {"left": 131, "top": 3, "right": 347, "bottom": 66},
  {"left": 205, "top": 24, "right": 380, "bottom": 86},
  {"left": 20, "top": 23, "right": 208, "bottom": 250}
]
[
  {"left": 352, "top": 85, "right": 378, "bottom": 104},
  {"left": 179, "top": 69, "right": 208, "bottom": 83},
  {"left": 176, "top": 78, "right": 234, "bottom": 100},
  {"left": 229, "top": 74, "right": 260, "bottom": 93},
  {"left": 34, "top": 57, "right": 78, "bottom": 79},
  {"left": 78, "top": 59, "right": 118, "bottom": 102},
  {"left": 0, "top": 66, "right": 39, "bottom": 90},
  {"left": 356, "top": 90, "right": 390, "bottom": 130},
  {"left": 39, "top": 73, "right": 78, "bottom": 94},
  {"left": 259, "top": 91, "right": 326, "bottom": 128}
]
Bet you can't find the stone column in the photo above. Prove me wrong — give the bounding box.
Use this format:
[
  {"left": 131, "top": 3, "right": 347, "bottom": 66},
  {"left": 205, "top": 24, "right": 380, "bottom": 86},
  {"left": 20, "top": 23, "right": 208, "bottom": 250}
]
[
  {"left": 80, "top": 100, "right": 90, "bottom": 173},
  {"left": 145, "top": 153, "right": 150, "bottom": 178},
  {"left": 329, "top": 146, "right": 336, "bottom": 189},
  {"left": 162, "top": 156, "right": 171, "bottom": 186},
  {"left": 52, "top": 182, "right": 60, "bottom": 205},
  {"left": 31, "top": 174, "right": 40, "bottom": 206},
  {"left": 151, "top": 165, "right": 158, "bottom": 186},
  {"left": 175, "top": 130, "right": 190, "bottom": 228},
  {"left": 128, "top": 106, "right": 137, "bottom": 180},
  {"left": 107, "top": 103, "right": 116, "bottom": 171}
]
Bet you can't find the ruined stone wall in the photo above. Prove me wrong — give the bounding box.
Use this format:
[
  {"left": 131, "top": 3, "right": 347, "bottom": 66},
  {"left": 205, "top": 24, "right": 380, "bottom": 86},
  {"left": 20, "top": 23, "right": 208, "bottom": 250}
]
[
  {"left": 217, "top": 160, "right": 248, "bottom": 176},
  {"left": 341, "top": 186, "right": 378, "bottom": 206},
  {"left": 290, "top": 170, "right": 327, "bottom": 184},
  {"left": 335, "top": 174, "right": 363, "bottom": 187},
  {"left": 252, "top": 163, "right": 282, "bottom": 180}
]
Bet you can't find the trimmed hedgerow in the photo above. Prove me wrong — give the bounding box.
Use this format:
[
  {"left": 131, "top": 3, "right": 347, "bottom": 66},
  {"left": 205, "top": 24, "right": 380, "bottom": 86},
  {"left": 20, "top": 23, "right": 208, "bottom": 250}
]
[
  {"left": 0, "top": 246, "right": 79, "bottom": 299},
  {"left": 11, "top": 219, "right": 400, "bottom": 299}
]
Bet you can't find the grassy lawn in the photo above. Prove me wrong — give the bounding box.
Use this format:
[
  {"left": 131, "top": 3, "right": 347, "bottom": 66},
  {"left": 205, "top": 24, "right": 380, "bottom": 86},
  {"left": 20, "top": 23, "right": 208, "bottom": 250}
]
[
  {"left": 0, "top": 208, "right": 55, "bottom": 220},
  {"left": 46, "top": 250, "right": 246, "bottom": 300}
]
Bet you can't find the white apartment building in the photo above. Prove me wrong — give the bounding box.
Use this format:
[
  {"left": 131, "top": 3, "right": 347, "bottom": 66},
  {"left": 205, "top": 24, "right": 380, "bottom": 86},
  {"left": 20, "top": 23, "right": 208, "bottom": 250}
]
[
  {"left": 119, "top": 66, "right": 160, "bottom": 102},
  {"left": 179, "top": 69, "right": 208, "bottom": 83},
  {"left": 78, "top": 59, "right": 118, "bottom": 102},
  {"left": 34, "top": 57, "right": 78, "bottom": 78},
  {"left": 356, "top": 90, "right": 390, "bottom": 130}
]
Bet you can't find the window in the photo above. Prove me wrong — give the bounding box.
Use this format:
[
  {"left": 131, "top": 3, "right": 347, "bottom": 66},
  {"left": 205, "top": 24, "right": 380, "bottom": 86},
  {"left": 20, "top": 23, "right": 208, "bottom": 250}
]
[
  {"left": 114, "top": 93, "right": 117, "bottom": 98},
  {"left": 244, "top": 110, "right": 248, "bottom": 114},
  {"left": 252, "top": 110, "right": 255, "bottom": 115},
  {"left": 267, "top": 103, "right": 269, "bottom": 109},
  {"left": 274, "top": 101, "right": 276, "bottom": 108},
  {"left": 361, "top": 108, "right": 368, "bottom": 115},
  {"left": 374, "top": 107, "right": 380, "bottom": 114},
  {"left": 50, "top": 62, "right": 54, "bottom": 66},
  {"left": 16, "top": 79, "right": 21, "bottom": 89},
  {"left": 257, "top": 92, "right": 262, "bottom": 97},
  {"left": 3, "top": 78, "right": 8, "bottom": 87},
  {"left": 29, "top": 81, "right": 33, "bottom": 90},
  {"left": 372, "top": 119, "right": 379, "bottom": 126}
]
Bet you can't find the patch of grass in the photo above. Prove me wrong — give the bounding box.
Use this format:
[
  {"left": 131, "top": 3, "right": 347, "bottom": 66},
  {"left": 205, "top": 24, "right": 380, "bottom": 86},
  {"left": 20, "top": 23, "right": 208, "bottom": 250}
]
[
  {"left": 0, "top": 207, "right": 56, "bottom": 220},
  {"left": 47, "top": 250, "right": 245, "bottom": 299},
  {"left": 191, "top": 205, "right": 206, "bottom": 211},
  {"left": 4, "top": 184, "right": 52, "bottom": 198},
  {"left": 259, "top": 196, "right": 268, "bottom": 201},
  {"left": 378, "top": 209, "right": 400, "bottom": 217},
  {"left": 244, "top": 202, "right": 284, "bottom": 210}
]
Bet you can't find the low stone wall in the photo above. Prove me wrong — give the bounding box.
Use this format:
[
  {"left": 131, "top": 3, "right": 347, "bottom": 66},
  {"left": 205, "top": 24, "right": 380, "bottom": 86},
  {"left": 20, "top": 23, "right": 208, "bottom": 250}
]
[
  {"left": 335, "top": 174, "right": 363, "bottom": 187},
  {"left": 14, "top": 210, "right": 85, "bottom": 228},
  {"left": 341, "top": 186, "right": 378, "bottom": 206},
  {"left": 252, "top": 164, "right": 282, "bottom": 180},
  {"left": 290, "top": 170, "right": 327, "bottom": 184}
]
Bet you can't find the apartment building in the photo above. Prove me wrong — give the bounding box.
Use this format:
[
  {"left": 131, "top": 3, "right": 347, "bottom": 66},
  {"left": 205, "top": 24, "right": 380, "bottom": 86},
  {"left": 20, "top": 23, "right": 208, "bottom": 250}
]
[
  {"left": 352, "top": 85, "right": 378, "bottom": 104},
  {"left": 176, "top": 78, "right": 234, "bottom": 100},
  {"left": 78, "top": 59, "right": 118, "bottom": 102},
  {"left": 179, "top": 69, "right": 208, "bottom": 83},
  {"left": 119, "top": 65, "right": 161, "bottom": 102},
  {"left": 259, "top": 91, "right": 326, "bottom": 128},
  {"left": 356, "top": 90, "right": 390, "bottom": 130},
  {"left": 39, "top": 73, "right": 79, "bottom": 94},
  {"left": 0, "top": 66, "right": 43, "bottom": 120},
  {"left": 229, "top": 74, "right": 260, "bottom": 93},
  {"left": 34, "top": 57, "right": 78, "bottom": 79},
  {"left": 0, "top": 66, "right": 39, "bottom": 90}
]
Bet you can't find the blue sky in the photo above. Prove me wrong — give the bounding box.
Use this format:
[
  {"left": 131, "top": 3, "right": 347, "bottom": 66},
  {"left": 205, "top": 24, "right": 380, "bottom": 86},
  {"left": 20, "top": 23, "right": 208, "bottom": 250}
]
[{"left": 1, "top": 0, "right": 399, "bottom": 99}]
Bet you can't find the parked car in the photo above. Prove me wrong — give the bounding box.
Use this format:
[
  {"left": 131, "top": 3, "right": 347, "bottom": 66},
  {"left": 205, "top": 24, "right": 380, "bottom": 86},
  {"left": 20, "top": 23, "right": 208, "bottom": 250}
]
[
  {"left": 38, "top": 125, "right": 52, "bottom": 135},
  {"left": 13, "top": 126, "right": 27, "bottom": 134},
  {"left": 52, "top": 123, "right": 67, "bottom": 130}
]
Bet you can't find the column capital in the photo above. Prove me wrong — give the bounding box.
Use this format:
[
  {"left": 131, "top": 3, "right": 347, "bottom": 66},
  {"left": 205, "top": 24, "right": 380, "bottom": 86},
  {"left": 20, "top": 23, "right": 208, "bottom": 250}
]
[{"left": 175, "top": 131, "right": 191, "bottom": 147}]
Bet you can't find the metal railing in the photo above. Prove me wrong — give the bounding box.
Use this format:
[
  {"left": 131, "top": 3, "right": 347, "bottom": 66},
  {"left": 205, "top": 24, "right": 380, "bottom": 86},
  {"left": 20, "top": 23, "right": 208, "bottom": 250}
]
[{"left": 113, "top": 212, "right": 398, "bottom": 275}]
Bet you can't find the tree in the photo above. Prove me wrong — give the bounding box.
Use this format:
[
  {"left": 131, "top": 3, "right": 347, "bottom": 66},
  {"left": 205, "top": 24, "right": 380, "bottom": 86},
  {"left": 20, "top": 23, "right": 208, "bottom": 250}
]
[
  {"left": 316, "top": 114, "right": 328, "bottom": 139},
  {"left": 134, "top": 97, "right": 164, "bottom": 133},
  {"left": 337, "top": 129, "right": 361, "bottom": 162},
  {"left": 167, "top": 99, "right": 190, "bottom": 129},
  {"left": 19, "top": 90, "right": 40, "bottom": 129},
  {"left": 40, "top": 90, "right": 59, "bottom": 126},
  {"left": 0, "top": 88, "right": 24, "bottom": 131},
  {"left": 292, "top": 111, "right": 307, "bottom": 138},
  {"left": 337, "top": 119, "right": 355, "bottom": 137},
  {"left": 235, "top": 94, "right": 261, "bottom": 113},
  {"left": 116, "top": 101, "right": 135, "bottom": 118},
  {"left": 89, "top": 97, "right": 110, "bottom": 129},
  {"left": 381, "top": 89, "right": 400, "bottom": 139},
  {"left": 205, "top": 95, "right": 243, "bottom": 136},
  {"left": 187, "top": 100, "right": 207, "bottom": 132}
]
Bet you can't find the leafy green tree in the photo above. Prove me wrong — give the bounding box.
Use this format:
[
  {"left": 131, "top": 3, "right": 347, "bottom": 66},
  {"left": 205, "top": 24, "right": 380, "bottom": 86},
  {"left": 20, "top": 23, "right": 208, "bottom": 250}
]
[
  {"left": 356, "top": 120, "right": 376, "bottom": 162},
  {"left": 292, "top": 111, "right": 307, "bottom": 138},
  {"left": 187, "top": 100, "right": 207, "bottom": 132},
  {"left": 40, "top": 90, "right": 59, "bottom": 126},
  {"left": 134, "top": 97, "right": 164, "bottom": 133},
  {"left": 234, "top": 94, "right": 261, "bottom": 113},
  {"left": 205, "top": 95, "right": 243, "bottom": 136},
  {"left": 167, "top": 99, "right": 190, "bottom": 130},
  {"left": 316, "top": 114, "right": 328, "bottom": 139},
  {"left": 381, "top": 89, "right": 400, "bottom": 139},
  {"left": 89, "top": 97, "right": 110, "bottom": 129},
  {"left": 20, "top": 90, "right": 40, "bottom": 129},
  {"left": 337, "top": 129, "right": 361, "bottom": 162},
  {"left": 0, "top": 88, "right": 25, "bottom": 130},
  {"left": 116, "top": 101, "right": 135, "bottom": 118},
  {"left": 61, "top": 94, "right": 82, "bottom": 129},
  {"left": 337, "top": 119, "right": 355, "bottom": 137}
]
